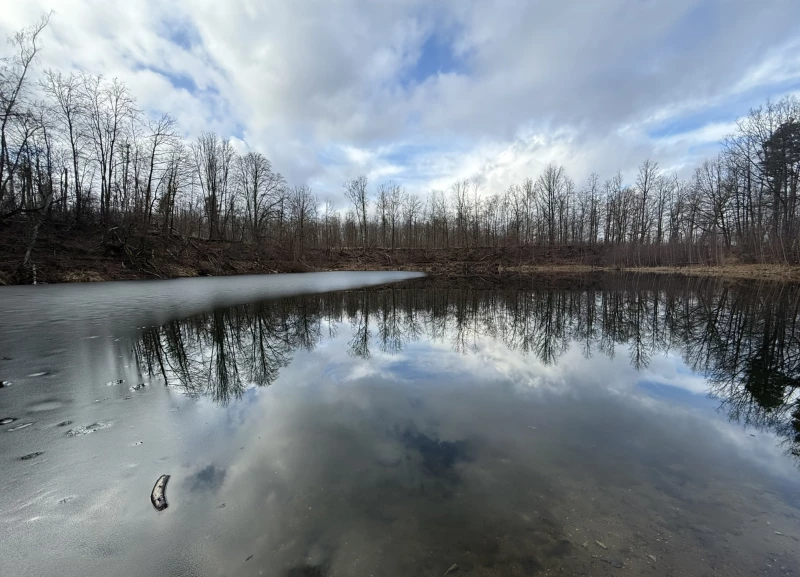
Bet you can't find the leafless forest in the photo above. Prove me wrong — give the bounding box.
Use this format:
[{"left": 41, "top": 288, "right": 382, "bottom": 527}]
[{"left": 3, "top": 17, "right": 800, "bottom": 279}]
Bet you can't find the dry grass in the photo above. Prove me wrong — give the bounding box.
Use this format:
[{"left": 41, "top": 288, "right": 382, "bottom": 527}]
[
  {"left": 61, "top": 270, "right": 108, "bottom": 283},
  {"left": 623, "top": 264, "right": 800, "bottom": 282},
  {"left": 497, "top": 263, "right": 800, "bottom": 282},
  {"left": 499, "top": 264, "right": 604, "bottom": 274}
]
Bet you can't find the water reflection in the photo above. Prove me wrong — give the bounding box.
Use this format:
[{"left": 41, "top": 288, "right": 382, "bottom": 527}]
[
  {"left": 135, "top": 277, "right": 800, "bottom": 457},
  {"left": 4, "top": 274, "right": 800, "bottom": 577}
]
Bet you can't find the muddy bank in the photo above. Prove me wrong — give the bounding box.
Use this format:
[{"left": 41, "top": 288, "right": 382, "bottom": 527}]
[
  {"left": 0, "top": 222, "right": 313, "bottom": 285},
  {"left": 2, "top": 223, "right": 799, "bottom": 285}
]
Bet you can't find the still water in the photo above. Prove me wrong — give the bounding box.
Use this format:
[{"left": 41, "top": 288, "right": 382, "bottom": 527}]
[{"left": 1, "top": 272, "right": 799, "bottom": 576}]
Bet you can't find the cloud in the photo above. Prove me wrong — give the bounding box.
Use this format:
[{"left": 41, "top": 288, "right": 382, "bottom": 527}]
[
  {"left": 188, "top": 464, "right": 227, "bottom": 492},
  {"left": 2, "top": 0, "right": 800, "bottom": 196}
]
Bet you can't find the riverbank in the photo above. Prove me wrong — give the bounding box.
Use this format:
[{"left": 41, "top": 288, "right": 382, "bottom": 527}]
[
  {"left": 494, "top": 263, "right": 800, "bottom": 282},
  {"left": 2, "top": 223, "right": 799, "bottom": 285}
]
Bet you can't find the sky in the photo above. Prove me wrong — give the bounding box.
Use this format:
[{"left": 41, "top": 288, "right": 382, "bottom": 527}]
[{"left": 3, "top": 0, "right": 800, "bottom": 207}]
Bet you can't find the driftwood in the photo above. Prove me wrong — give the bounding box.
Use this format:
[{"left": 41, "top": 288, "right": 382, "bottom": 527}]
[{"left": 150, "top": 474, "right": 171, "bottom": 511}]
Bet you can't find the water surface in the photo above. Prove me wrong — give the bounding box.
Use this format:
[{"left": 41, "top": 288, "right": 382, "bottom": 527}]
[{"left": 1, "top": 273, "right": 799, "bottom": 576}]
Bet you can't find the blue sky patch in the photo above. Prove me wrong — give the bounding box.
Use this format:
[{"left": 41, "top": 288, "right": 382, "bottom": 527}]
[
  {"left": 648, "top": 105, "right": 736, "bottom": 139},
  {"left": 133, "top": 62, "right": 199, "bottom": 94},
  {"left": 162, "top": 18, "right": 202, "bottom": 51},
  {"left": 648, "top": 78, "right": 800, "bottom": 140},
  {"left": 637, "top": 378, "right": 717, "bottom": 410},
  {"left": 404, "top": 29, "right": 467, "bottom": 87},
  {"left": 662, "top": 0, "right": 718, "bottom": 56}
]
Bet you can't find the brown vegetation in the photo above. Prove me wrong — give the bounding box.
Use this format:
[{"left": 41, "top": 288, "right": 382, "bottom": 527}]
[{"left": 3, "top": 220, "right": 799, "bottom": 285}]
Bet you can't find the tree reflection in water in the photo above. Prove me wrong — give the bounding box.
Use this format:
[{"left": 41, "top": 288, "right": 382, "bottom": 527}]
[{"left": 134, "top": 276, "right": 800, "bottom": 457}]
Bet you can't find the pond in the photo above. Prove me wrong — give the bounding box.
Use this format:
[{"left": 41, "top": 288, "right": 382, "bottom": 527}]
[{"left": 1, "top": 272, "right": 799, "bottom": 576}]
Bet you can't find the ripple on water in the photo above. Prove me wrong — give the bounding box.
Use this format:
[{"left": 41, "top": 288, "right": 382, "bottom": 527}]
[
  {"left": 20, "top": 452, "right": 44, "bottom": 461},
  {"left": 65, "top": 422, "right": 112, "bottom": 437},
  {"left": 8, "top": 422, "right": 33, "bottom": 431},
  {"left": 27, "top": 400, "right": 64, "bottom": 412}
]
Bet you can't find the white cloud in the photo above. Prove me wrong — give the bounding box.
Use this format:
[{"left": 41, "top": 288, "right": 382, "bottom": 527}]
[{"left": 2, "top": 0, "right": 800, "bottom": 196}]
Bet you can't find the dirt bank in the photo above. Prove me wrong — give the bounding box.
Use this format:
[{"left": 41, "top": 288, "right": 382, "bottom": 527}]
[{"left": 2, "top": 223, "right": 799, "bottom": 285}]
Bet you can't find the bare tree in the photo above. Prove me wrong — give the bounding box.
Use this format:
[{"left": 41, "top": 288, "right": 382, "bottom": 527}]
[
  {"left": 388, "top": 182, "right": 403, "bottom": 250},
  {"left": 82, "top": 75, "right": 136, "bottom": 225},
  {"left": 140, "top": 113, "right": 178, "bottom": 229},
  {"left": 653, "top": 174, "right": 675, "bottom": 244},
  {"left": 376, "top": 182, "right": 389, "bottom": 247},
  {"left": 403, "top": 192, "right": 422, "bottom": 249},
  {"left": 635, "top": 159, "right": 659, "bottom": 243},
  {"left": 537, "top": 164, "right": 567, "bottom": 246},
  {"left": 345, "top": 175, "right": 369, "bottom": 249},
  {"left": 157, "top": 141, "right": 190, "bottom": 234},
  {"left": 193, "top": 132, "right": 234, "bottom": 240},
  {"left": 40, "top": 69, "right": 88, "bottom": 221},
  {"left": 237, "top": 151, "right": 285, "bottom": 241},
  {"left": 451, "top": 178, "right": 470, "bottom": 247},
  {"left": 288, "top": 184, "right": 316, "bottom": 260},
  {"left": 0, "top": 14, "right": 50, "bottom": 219}
]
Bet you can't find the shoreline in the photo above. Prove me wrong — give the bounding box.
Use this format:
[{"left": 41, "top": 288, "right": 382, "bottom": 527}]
[
  {"left": 494, "top": 263, "right": 800, "bottom": 282},
  {"left": 3, "top": 224, "right": 799, "bottom": 285},
  {"left": 3, "top": 261, "right": 800, "bottom": 286}
]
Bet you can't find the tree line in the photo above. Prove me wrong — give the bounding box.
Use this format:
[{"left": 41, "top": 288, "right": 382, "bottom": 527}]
[
  {"left": 133, "top": 276, "right": 800, "bottom": 457},
  {"left": 3, "top": 16, "right": 800, "bottom": 267}
]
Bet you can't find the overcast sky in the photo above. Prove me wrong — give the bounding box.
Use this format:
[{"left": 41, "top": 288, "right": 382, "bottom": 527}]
[{"left": 3, "top": 0, "right": 800, "bottom": 205}]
